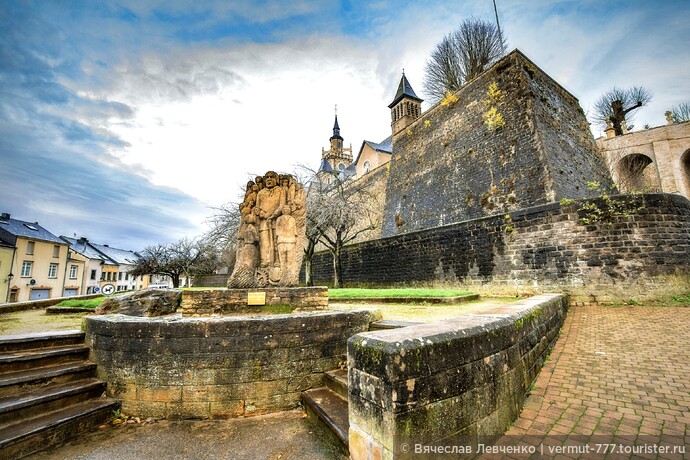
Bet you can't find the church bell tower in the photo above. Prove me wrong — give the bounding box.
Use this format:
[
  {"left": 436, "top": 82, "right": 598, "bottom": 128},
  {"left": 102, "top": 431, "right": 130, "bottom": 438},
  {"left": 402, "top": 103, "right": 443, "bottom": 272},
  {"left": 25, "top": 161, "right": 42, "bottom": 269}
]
[
  {"left": 389, "top": 71, "right": 423, "bottom": 135},
  {"left": 320, "top": 105, "right": 353, "bottom": 173}
]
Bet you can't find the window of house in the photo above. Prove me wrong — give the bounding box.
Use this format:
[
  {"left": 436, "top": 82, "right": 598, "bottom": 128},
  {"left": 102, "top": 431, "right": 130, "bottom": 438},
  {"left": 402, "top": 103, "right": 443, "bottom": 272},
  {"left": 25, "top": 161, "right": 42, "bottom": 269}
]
[
  {"left": 48, "top": 263, "right": 58, "bottom": 278},
  {"left": 53, "top": 245, "right": 60, "bottom": 258},
  {"left": 100, "top": 272, "right": 105, "bottom": 281},
  {"left": 26, "top": 241, "right": 35, "bottom": 255},
  {"left": 118, "top": 272, "right": 122, "bottom": 281},
  {"left": 69, "top": 265, "right": 78, "bottom": 279},
  {"left": 91, "top": 269, "right": 97, "bottom": 280},
  {"left": 125, "top": 273, "right": 129, "bottom": 281},
  {"left": 21, "top": 261, "right": 32, "bottom": 277}
]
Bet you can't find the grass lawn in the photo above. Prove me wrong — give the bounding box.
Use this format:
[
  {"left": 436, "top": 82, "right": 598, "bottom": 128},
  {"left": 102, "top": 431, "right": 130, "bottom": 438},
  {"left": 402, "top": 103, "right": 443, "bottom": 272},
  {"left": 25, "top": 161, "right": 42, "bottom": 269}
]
[
  {"left": 329, "top": 297, "right": 519, "bottom": 323},
  {"left": 329, "top": 288, "right": 473, "bottom": 298},
  {"left": 55, "top": 297, "right": 105, "bottom": 309},
  {"left": 0, "top": 309, "right": 89, "bottom": 335}
]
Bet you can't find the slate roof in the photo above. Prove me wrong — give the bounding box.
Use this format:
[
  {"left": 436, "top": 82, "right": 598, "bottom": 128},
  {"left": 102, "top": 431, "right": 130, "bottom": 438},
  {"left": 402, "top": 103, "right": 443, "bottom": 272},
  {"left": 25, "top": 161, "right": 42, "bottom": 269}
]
[
  {"left": 0, "top": 215, "right": 64, "bottom": 245},
  {"left": 89, "top": 242, "right": 141, "bottom": 265},
  {"left": 338, "top": 163, "right": 357, "bottom": 181},
  {"left": 60, "top": 236, "right": 114, "bottom": 264},
  {"left": 388, "top": 73, "right": 423, "bottom": 108},
  {"left": 330, "top": 114, "right": 343, "bottom": 141},
  {"left": 318, "top": 157, "right": 335, "bottom": 173},
  {"left": 363, "top": 135, "right": 393, "bottom": 154}
]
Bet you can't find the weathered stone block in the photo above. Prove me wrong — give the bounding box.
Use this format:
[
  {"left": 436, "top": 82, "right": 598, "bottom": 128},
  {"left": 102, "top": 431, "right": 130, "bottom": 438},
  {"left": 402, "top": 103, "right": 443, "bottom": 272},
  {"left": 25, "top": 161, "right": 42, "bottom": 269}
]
[
  {"left": 348, "top": 294, "right": 567, "bottom": 458},
  {"left": 181, "top": 287, "right": 329, "bottom": 316},
  {"left": 96, "top": 289, "right": 181, "bottom": 316},
  {"left": 85, "top": 308, "right": 379, "bottom": 419}
]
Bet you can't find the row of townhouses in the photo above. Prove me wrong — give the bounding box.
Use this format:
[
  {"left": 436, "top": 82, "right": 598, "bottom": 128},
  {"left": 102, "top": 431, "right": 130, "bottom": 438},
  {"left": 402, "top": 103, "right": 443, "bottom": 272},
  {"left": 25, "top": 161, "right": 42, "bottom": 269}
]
[{"left": 0, "top": 212, "right": 170, "bottom": 303}]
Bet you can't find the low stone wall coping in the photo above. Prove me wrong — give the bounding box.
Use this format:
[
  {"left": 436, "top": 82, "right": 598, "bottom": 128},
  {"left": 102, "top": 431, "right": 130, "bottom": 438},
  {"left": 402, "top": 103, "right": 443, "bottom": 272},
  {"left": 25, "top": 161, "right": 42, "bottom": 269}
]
[{"left": 347, "top": 294, "right": 568, "bottom": 459}]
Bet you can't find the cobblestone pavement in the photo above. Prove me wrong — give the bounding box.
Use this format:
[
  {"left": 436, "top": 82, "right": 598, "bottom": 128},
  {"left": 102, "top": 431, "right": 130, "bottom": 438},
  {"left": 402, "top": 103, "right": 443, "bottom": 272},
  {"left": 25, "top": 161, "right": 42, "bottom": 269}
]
[{"left": 486, "top": 305, "right": 690, "bottom": 459}]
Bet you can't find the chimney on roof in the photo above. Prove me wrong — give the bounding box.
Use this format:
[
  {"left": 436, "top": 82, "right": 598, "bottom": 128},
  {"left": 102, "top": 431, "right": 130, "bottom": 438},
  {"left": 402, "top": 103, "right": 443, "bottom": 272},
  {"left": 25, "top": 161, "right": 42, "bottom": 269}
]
[
  {"left": 0, "top": 213, "right": 9, "bottom": 221},
  {"left": 103, "top": 244, "right": 109, "bottom": 247},
  {"left": 78, "top": 237, "right": 88, "bottom": 243}
]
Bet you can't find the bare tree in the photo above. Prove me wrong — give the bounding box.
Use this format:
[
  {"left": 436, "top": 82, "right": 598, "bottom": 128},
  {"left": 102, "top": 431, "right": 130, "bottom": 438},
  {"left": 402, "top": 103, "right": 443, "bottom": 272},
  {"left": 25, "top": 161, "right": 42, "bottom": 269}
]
[
  {"left": 307, "top": 170, "right": 381, "bottom": 288},
  {"left": 423, "top": 18, "right": 507, "bottom": 103},
  {"left": 203, "top": 202, "right": 242, "bottom": 274},
  {"left": 670, "top": 102, "right": 690, "bottom": 123},
  {"left": 131, "top": 238, "right": 218, "bottom": 288},
  {"left": 593, "top": 86, "right": 653, "bottom": 135}
]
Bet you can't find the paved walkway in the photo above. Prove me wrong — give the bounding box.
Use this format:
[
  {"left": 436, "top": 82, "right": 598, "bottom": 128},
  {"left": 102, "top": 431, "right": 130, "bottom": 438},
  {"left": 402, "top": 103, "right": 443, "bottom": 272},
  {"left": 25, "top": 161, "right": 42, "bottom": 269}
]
[
  {"left": 488, "top": 305, "right": 690, "bottom": 459},
  {"left": 22, "top": 304, "right": 690, "bottom": 459}
]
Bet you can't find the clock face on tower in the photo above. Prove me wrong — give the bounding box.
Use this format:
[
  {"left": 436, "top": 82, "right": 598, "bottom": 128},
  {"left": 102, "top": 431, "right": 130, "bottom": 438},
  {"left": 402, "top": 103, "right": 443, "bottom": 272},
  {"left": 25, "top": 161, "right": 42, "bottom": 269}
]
[{"left": 338, "top": 163, "right": 345, "bottom": 171}]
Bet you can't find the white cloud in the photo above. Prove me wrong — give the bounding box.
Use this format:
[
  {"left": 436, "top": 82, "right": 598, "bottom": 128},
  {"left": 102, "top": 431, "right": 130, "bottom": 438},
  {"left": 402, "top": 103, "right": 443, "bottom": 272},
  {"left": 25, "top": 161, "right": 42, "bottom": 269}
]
[{"left": 98, "top": 37, "right": 393, "bottom": 206}]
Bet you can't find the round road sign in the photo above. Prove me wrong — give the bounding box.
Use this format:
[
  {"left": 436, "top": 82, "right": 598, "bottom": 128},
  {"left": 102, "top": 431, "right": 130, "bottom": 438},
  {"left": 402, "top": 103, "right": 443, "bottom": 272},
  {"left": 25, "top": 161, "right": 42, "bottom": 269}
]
[{"left": 101, "top": 284, "right": 116, "bottom": 295}]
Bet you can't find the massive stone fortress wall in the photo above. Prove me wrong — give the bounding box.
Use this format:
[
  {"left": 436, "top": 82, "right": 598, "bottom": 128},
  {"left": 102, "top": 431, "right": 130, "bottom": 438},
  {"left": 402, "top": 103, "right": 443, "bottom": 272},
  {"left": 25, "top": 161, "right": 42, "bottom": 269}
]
[
  {"left": 312, "top": 194, "right": 690, "bottom": 302},
  {"left": 382, "top": 50, "right": 612, "bottom": 237}
]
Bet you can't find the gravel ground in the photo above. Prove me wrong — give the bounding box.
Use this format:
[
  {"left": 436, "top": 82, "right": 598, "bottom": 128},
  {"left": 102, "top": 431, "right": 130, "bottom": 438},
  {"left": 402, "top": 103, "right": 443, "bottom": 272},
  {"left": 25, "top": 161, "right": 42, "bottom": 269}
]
[{"left": 25, "top": 410, "right": 342, "bottom": 460}]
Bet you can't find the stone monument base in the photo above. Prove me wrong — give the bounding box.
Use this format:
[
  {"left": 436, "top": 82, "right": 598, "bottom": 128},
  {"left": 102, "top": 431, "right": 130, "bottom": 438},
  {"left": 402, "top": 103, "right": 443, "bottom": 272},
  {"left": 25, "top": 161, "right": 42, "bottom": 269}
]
[{"left": 181, "top": 287, "right": 329, "bottom": 317}]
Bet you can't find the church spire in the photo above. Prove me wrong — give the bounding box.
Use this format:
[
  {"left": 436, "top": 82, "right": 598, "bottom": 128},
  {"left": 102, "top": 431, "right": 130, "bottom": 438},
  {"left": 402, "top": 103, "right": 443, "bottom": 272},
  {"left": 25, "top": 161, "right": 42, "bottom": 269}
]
[
  {"left": 319, "top": 105, "right": 353, "bottom": 176},
  {"left": 330, "top": 104, "right": 343, "bottom": 141}
]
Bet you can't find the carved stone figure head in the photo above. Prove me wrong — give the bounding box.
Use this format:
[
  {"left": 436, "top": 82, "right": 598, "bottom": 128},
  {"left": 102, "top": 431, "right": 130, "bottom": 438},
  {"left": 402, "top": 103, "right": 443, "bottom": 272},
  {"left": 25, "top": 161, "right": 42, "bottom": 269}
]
[{"left": 264, "top": 171, "right": 279, "bottom": 188}]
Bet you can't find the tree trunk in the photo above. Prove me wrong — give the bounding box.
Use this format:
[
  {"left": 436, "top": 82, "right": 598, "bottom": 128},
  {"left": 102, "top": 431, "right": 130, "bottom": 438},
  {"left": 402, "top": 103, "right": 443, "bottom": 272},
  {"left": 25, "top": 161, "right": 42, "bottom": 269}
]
[
  {"left": 304, "top": 258, "right": 313, "bottom": 286},
  {"left": 332, "top": 244, "right": 342, "bottom": 289},
  {"left": 171, "top": 274, "right": 180, "bottom": 288},
  {"left": 304, "top": 241, "right": 315, "bottom": 286}
]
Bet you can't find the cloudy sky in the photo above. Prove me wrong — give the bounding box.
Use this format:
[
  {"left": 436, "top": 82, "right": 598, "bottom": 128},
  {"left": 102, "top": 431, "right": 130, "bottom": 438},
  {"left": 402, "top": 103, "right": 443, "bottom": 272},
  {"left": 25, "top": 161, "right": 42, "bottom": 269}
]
[{"left": 1, "top": 0, "right": 688, "bottom": 251}]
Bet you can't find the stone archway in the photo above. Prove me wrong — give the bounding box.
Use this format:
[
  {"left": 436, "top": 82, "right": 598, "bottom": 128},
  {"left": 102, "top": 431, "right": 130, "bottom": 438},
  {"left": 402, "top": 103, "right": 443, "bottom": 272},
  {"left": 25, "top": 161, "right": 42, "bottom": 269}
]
[
  {"left": 615, "top": 153, "right": 659, "bottom": 193},
  {"left": 681, "top": 149, "right": 690, "bottom": 198}
]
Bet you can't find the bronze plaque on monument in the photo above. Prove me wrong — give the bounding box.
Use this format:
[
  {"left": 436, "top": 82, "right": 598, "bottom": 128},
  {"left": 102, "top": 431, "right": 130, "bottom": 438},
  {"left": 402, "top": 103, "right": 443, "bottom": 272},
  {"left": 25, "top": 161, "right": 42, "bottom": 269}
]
[{"left": 247, "top": 292, "right": 266, "bottom": 306}]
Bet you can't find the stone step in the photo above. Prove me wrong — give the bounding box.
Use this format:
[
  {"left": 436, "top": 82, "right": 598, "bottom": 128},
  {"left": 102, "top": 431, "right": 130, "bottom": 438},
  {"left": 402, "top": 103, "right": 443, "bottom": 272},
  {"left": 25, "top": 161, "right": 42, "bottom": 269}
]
[
  {"left": 369, "top": 320, "right": 422, "bottom": 331},
  {"left": 0, "top": 361, "right": 97, "bottom": 398},
  {"left": 0, "top": 331, "right": 85, "bottom": 353},
  {"left": 0, "top": 398, "right": 119, "bottom": 459},
  {"left": 0, "top": 345, "right": 90, "bottom": 374},
  {"left": 302, "top": 387, "right": 349, "bottom": 450},
  {"left": 324, "top": 369, "right": 348, "bottom": 399},
  {"left": 0, "top": 378, "right": 105, "bottom": 426}
]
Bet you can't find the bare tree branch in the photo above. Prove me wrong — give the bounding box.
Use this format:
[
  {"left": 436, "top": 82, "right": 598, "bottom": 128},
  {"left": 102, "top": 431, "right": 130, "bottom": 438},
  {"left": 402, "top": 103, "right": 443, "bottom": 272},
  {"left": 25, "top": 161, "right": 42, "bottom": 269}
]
[
  {"left": 593, "top": 86, "right": 653, "bottom": 133},
  {"left": 670, "top": 102, "right": 690, "bottom": 123},
  {"left": 423, "top": 18, "right": 507, "bottom": 103}
]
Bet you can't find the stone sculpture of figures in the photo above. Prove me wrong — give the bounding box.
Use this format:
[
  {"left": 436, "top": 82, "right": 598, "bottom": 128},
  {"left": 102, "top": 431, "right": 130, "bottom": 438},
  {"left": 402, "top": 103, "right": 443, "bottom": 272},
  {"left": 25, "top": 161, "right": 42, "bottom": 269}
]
[{"left": 228, "top": 171, "right": 306, "bottom": 288}]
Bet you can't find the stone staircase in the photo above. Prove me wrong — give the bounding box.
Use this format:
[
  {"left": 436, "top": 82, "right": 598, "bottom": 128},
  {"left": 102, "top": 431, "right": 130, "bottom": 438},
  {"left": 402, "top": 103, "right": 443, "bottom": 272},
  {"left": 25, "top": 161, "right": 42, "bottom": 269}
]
[
  {"left": 302, "top": 320, "right": 418, "bottom": 456},
  {"left": 0, "top": 330, "right": 119, "bottom": 459},
  {"left": 302, "top": 368, "right": 350, "bottom": 454}
]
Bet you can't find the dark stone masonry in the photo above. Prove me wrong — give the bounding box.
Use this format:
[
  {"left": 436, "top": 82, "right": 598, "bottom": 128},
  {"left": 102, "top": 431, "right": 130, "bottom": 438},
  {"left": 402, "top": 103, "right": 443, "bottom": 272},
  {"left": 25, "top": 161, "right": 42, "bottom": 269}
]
[
  {"left": 382, "top": 50, "right": 613, "bottom": 237},
  {"left": 312, "top": 194, "right": 690, "bottom": 302}
]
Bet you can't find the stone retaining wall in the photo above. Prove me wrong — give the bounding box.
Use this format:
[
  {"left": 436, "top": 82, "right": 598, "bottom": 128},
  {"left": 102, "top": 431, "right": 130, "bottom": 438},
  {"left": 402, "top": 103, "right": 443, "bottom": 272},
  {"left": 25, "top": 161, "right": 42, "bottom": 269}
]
[
  {"left": 192, "top": 274, "right": 228, "bottom": 287},
  {"left": 347, "top": 294, "right": 567, "bottom": 459},
  {"left": 181, "top": 287, "right": 329, "bottom": 316},
  {"left": 311, "top": 193, "right": 690, "bottom": 302},
  {"left": 84, "top": 309, "right": 381, "bottom": 419}
]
